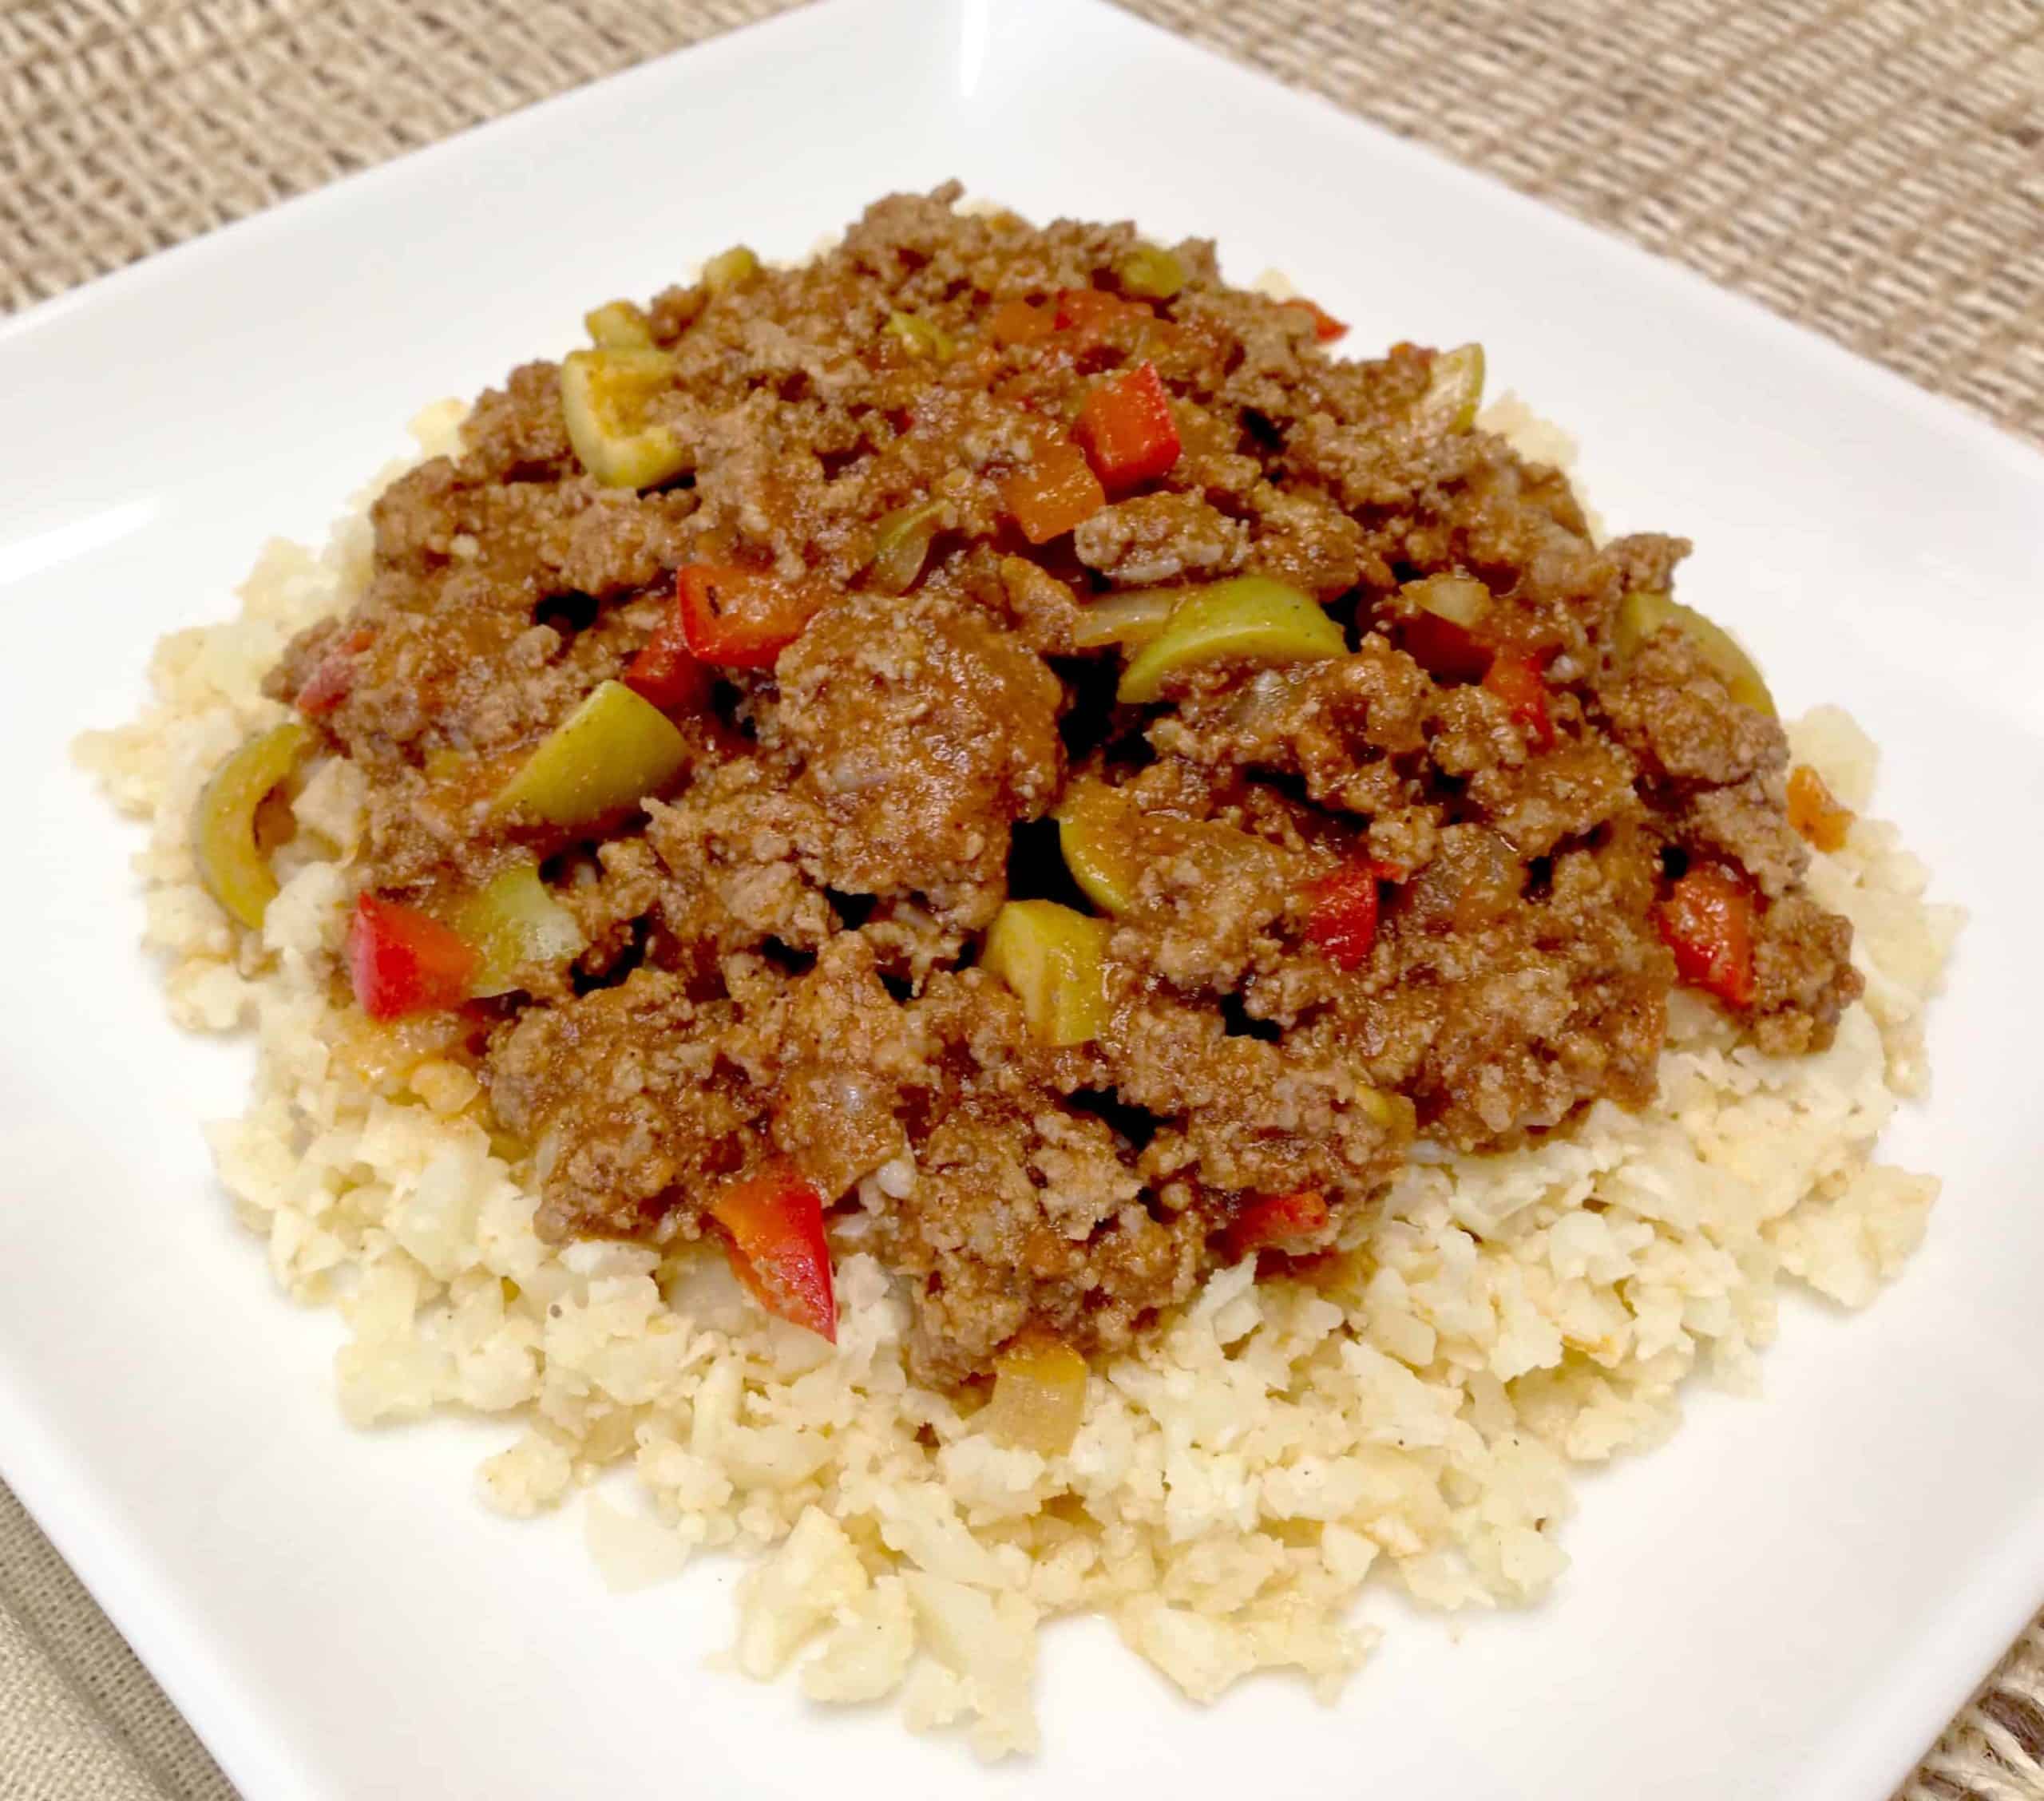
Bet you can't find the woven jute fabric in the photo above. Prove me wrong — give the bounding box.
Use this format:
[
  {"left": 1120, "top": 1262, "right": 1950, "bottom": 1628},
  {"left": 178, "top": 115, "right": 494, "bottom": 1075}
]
[
  {"left": 5, "top": 0, "right": 2042, "bottom": 442},
  {"left": 2, "top": 2, "right": 2040, "bottom": 1798}
]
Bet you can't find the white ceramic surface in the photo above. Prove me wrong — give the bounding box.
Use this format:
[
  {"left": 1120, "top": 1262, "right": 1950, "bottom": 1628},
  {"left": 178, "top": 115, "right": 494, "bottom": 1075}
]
[{"left": 3, "top": 1, "right": 2040, "bottom": 1795}]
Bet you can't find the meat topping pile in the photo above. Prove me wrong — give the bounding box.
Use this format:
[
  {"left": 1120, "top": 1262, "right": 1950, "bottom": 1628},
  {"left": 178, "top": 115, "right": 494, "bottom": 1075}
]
[{"left": 257, "top": 188, "right": 1862, "bottom": 1382}]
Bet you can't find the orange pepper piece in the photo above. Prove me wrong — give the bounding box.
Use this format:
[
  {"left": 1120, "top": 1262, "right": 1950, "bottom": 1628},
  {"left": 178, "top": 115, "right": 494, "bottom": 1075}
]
[
  {"left": 1000, "top": 441, "right": 1107, "bottom": 544},
  {"left": 987, "top": 297, "right": 1057, "bottom": 346},
  {"left": 1786, "top": 764, "right": 1852, "bottom": 853},
  {"left": 1282, "top": 298, "right": 1349, "bottom": 342}
]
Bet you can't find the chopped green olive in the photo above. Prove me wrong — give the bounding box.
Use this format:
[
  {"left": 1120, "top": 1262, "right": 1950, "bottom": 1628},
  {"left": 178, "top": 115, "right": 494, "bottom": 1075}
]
[
  {"left": 584, "top": 299, "right": 655, "bottom": 350},
  {"left": 192, "top": 721, "right": 312, "bottom": 929},
  {"left": 1616, "top": 590, "right": 1776, "bottom": 717},
  {"left": 866, "top": 498, "right": 948, "bottom": 595},
  {"left": 489, "top": 680, "right": 689, "bottom": 828},
  {"left": 1416, "top": 342, "right": 1485, "bottom": 433},
  {"left": 1115, "top": 243, "right": 1186, "bottom": 302},
  {"left": 884, "top": 311, "right": 957, "bottom": 359},
  {"left": 982, "top": 900, "right": 1112, "bottom": 1047},
  {"left": 1055, "top": 778, "right": 1281, "bottom": 921},
  {"left": 1115, "top": 576, "right": 1345, "bottom": 703},
  {"left": 702, "top": 245, "right": 759, "bottom": 295},
  {"left": 559, "top": 348, "right": 690, "bottom": 489},
  {"left": 451, "top": 862, "right": 587, "bottom": 997},
  {"left": 1054, "top": 782, "right": 1144, "bottom": 917}
]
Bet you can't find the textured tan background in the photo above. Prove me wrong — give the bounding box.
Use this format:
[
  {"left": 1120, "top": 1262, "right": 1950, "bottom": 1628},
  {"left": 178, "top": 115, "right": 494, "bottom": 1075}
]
[{"left": 3, "top": 2, "right": 2042, "bottom": 1797}]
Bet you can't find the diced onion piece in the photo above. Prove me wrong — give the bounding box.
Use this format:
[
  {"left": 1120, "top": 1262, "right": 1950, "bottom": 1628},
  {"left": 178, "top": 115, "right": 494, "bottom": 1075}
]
[
  {"left": 1408, "top": 573, "right": 1489, "bottom": 631},
  {"left": 584, "top": 299, "right": 654, "bottom": 349},
  {"left": 981, "top": 900, "right": 1112, "bottom": 1047},
  {"left": 866, "top": 498, "right": 948, "bottom": 596},
  {"left": 702, "top": 245, "right": 759, "bottom": 295},
  {"left": 192, "top": 722, "right": 312, "bottom": 929},
  {"left": 1115, "top": 243, "right": 1186, "bottom": 301},
  {"left": 1615, "top": 590, "right": 1776, "bottom": 717},
  {"left": 1416, "top": 342, "right": 1485, "bottom": 433},
  {"left": 451, "top": 863, "right": 586, "bottom": 997},
  {"left": 489, "top": 680, "right": 689, "bottom": 828},
  {"left": 982, "top": 1332, "right": 1088, "bottom": 1455},
  {"left": 1116, "top": 575, "right": 1344, "bottom": 703},
  {"left": 1068, "top": 587, "right": 1182, "bottom": 651},
  {"left": 560, "top": 347, "right": 690, "bottom": 489}
]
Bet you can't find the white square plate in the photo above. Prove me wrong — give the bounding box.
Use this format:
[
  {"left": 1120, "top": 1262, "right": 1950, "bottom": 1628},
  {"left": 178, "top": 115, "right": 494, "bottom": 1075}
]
[{"left": 4, "top": 2, "right": 2040, "bottom": 1795}]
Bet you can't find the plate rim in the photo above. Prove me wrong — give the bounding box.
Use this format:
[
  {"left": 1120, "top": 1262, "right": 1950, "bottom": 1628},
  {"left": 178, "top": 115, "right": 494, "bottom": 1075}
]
[{"left": 3, "top": 3, "right": 2040, "bottom": 1797}]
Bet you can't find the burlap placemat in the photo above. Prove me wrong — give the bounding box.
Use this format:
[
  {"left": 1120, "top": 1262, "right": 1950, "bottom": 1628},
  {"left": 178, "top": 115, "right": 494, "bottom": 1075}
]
[{"left": 2, "top": 3, "right": 2040, "bottom": 1798}]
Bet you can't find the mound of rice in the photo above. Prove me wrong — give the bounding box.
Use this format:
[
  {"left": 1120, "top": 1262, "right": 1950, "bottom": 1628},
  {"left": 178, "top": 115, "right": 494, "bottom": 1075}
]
[{"left": 75, "top": 401, "right": 1960, "bottom": 1759}]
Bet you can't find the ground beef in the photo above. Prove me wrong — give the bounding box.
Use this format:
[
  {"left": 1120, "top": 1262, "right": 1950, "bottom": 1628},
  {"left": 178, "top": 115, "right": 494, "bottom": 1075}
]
[
  {"left": 278, "top": 186, "right": 1863, "bottom": 1381},
  {"left": 775, "top": 591, "right": 1064, "bottom": 931},
  {"left": 487, "top": 969, "right": 753, "bottom": 1241},
  {"left": 1074, "top": 493, "right": 1248, "bottom": 586}
]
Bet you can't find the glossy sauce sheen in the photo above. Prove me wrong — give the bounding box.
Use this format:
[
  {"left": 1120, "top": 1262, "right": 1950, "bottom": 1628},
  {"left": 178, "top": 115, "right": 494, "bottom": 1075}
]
[{"left": 268, "top": 186, "right": 1860, "bottom": 1381}]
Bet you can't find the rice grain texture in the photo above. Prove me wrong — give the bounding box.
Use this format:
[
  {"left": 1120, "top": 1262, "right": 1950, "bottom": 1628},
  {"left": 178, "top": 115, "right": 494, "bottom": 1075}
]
[{"left": 74, "top": 401, "right": 1959, "bottom": 1759}]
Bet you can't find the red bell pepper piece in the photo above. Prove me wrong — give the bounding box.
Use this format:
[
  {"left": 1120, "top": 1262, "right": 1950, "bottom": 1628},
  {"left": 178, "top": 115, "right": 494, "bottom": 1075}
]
[
  {"left": 675, "top": 564, "right": 818, "bottom": 670},
  {"left": 295, "top": 627, "right": 375, "bottom": 716},
  {"left": 1000, "top": 441, "right": 1107, "bottom": 544},
  {"left": 708, "top": 1157, "right": 837, "bottom": 1342},
  {"left": 346, "top": 893, "right": 479, "bottom": 1019},
  {"left": 624, "top": 604, "right": 711, "bottom": 712},
  {"left": 1656, "top": 865, "right": 1757, "bottom": 1009},
  {"left": 1282, "top": 298, "right": 1349, "bottom": 342},
  {"left": 1482, "top": 649, "right": 1555, "bottom": 750},
  {"left": 1306, "top": 858, "right": 1399, "bottom": 972},
  {"left": 1226, "top": 1188, "right": 1332, "bottom": 1258},
  {"left": 1075, "top": 361, "right": 1182, "bottom": 493}
]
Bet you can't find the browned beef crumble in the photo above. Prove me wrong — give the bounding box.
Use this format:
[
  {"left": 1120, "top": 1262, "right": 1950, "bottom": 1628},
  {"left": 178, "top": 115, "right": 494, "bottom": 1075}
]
[{"left": 270, "top": 185, "right": 1861, "bottom": 1382}]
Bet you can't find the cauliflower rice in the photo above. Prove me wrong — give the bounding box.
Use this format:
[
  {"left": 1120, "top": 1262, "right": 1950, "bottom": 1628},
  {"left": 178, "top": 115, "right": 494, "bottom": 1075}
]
[{"left": 75, "top": 400, "right": 1961, "bottom": 1759}]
